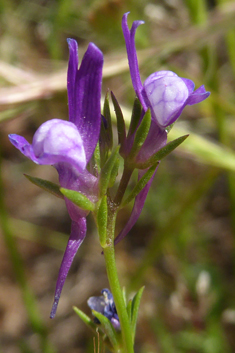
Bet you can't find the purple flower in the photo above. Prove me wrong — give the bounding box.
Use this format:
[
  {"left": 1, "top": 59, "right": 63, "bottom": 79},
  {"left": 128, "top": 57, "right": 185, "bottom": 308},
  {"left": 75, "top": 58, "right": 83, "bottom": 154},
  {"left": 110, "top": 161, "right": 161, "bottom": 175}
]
[
  {"left": 115, "top": 13, "right": 210, "bottom": 245},
  {"left": 9, "top": 39, "right": 103, "bottom": 318},
  {"left": 87, "top": 289, "right": 120, "bottom": 330},
  {"left": 122, "top": 12, "right": 210, "bottom": 129}
]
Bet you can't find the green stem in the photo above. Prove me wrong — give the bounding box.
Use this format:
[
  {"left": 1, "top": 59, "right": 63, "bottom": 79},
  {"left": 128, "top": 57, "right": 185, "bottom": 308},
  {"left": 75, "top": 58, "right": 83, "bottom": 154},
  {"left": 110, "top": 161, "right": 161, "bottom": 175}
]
[{"left": 103, "top": 209, "right": 134, "bottom": 353}]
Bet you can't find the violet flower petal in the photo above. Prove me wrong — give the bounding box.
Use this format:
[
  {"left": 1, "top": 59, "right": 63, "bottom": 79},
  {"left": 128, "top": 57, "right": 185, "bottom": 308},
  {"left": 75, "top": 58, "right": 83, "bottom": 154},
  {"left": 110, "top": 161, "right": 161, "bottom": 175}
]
[
  {"left": 9, "top": 134, "right": 39, "bottom": 163},
  {"left": 186, "top": 85, "right": 210, "bottom": 105},
  {"left": 181, "top": 78, "right": 195, "bottom": 94},
  {"left": 56, "top": 163, "right": 98, "bottom": 203},
  {"left": 50, "top": 218, "right": 87, "bottom": 318},
  {"left": 87, "top": 289, "right": 120, "bottom": 330},
  {"left": 67, "top": 39, "right": 79, "bottom": 124},
  {"left": 143, "top": 73, "right": 189, "bottom": 128},
  {"left": 33, "top": 119, "right": 86, "bottom": 169},
  {"left": 114, "top": 166, "right": 158, "bottom": 245},
  {"left": 74, "top": 43, "right": 103, "bottom": 162},
  {"left": 9, "top": 119, "right": 87, "bottom": 171},
  {"left": 122, "top": 13, "right": 146, "bottom": 110}
]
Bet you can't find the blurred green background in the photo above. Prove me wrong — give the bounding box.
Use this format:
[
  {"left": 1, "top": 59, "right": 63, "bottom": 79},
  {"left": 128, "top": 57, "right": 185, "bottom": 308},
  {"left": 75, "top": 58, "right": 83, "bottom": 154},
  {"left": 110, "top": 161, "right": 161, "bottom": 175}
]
[{"left": 1, "top": 0, "right": 235, "bottom": 352}]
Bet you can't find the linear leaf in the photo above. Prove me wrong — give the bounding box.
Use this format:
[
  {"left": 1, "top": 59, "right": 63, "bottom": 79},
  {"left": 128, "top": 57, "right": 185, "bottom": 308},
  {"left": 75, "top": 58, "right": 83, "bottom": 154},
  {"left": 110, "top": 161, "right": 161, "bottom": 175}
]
[
  {"left": 24, "top": 174, "right": 63, "bottom": 199},
  {"left": 131, "top": 286, "right": 145, "bottom": 341},
  {"left": 121, "top": 163, "right": 159, "bottom": 207},
  {"left": 137, "top": 135, "right": 189, "bottom": 169}
]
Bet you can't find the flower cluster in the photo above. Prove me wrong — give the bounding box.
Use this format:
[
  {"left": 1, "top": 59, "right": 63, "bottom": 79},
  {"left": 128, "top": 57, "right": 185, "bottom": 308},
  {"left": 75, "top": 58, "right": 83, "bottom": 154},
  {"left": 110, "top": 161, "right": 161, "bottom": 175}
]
[{"left": 9, "top": 13, "right": 210, "bottom": 319}]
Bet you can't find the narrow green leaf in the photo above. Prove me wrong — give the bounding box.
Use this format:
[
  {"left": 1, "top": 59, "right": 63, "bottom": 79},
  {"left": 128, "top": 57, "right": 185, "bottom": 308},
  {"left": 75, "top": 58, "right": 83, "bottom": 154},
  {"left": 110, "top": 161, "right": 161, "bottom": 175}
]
[
  {"left": 129, "top": 109, "right": 151, "bottom": 158},
  {"left": 73, "top": 306, "right": 97, "bottom": 332},
  {"left": 131, "top": 286, "right": 145, "bottom": 340},
  {"left": 92, "top": 310, "right": 120, "bottom": 350},
  {"left": 111, "top": 91, "right": 126, "bottom": 146},
  {"left": 103, "top": 91, "right": 113, "bottom": 150},
  {"left": 121, "top": 163, "right": 159, "bottom": 207},
  {"left": 99, "top": 146, "right": 120, "bottom": 196},
  {"left": 137, "top": 134, "right": 189, "bottom": 169},
  {"left": 60, "top": 188, "right": 95, "bottom": 211},
  {"left": 128, "top": 97, "right": 142, "bottom": 137},
  {"left": 94, "top": 142, "right": 101, "bottom": 174},
  {"left": 97, "top": 196, "right": 108, "bottom": 247},
  {"left": 24, "top": 174, "right": 63, "bottom": 199},
  {"left": 122, "top": 286, "right": 127, "bottom": 307},
  {"left": 109, "top": 157, "right": 120, "bottom": 188},
  {"left": 126, "top": 299, "right": 132, "bottom": 323}
]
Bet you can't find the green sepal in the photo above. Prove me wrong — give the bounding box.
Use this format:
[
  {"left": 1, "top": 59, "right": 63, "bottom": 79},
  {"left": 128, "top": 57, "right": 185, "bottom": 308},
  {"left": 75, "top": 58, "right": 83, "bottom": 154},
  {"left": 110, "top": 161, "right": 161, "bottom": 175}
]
[
  {"left": 121, "top": 162, "right": 159, "bottom": 207},
  {"left": 129, "top": 109, "right": 151, "bottom": 159},
  {"left": 130, "top": 286, "right": 145, "bottom": 340},
  {"left": 137, "top": 134, "right": 189, "bottom": 169},
  {"left": 94, "top": 142, "right": 101, "bottom": 174},
  {"left": 103, "top": 91, "right": 113, "bottom": 151},
  {"left": 111, "top": 91, "right": 126, "bottom": 147},
  {"left": 108, "top": 156, "right": 120, "bottom": 188},
  {"left": 60, "top": 188, "right": 95, "bottom": 211},
  {"left": 24, "top": 174, "right": 63, "bottom": 199},
  {"left": 97, "top": 196, "right": 108, "bottom": 247},
  {"left": 128, "top": 97, "right": 142, "bottom": 137},
  {"left": 99, "top": 146, "right": 120, "bottom": 197},
  {"left": 92, "top": 310, "right": 120, "bottom": 350}
]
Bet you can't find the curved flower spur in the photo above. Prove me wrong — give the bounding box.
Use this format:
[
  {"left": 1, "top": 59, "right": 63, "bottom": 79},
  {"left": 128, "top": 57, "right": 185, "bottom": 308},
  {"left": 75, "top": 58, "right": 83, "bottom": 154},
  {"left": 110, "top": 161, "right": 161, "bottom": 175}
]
[
  {"left": 9, "top": 39, "right": 103, "bottom": 318},
  {"left": 114, "top": 13, "right": 210, "bottom": 245}
]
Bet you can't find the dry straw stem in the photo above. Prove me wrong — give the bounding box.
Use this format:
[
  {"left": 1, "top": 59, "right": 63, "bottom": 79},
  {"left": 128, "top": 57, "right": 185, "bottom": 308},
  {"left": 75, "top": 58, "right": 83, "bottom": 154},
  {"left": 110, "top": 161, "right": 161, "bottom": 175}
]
[{"left": 0, "top": 3, "right": 235, "bottom": 106}]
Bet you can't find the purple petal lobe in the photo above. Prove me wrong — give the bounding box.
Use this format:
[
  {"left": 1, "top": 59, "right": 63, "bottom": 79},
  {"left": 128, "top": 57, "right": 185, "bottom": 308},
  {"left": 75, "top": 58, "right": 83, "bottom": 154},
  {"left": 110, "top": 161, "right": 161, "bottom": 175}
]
[
  {"left": 32, "top": 119, "right": 86, "bottom": 170},
  {"left": 181, "top": 78, "right": 195, "bottom": 94},
  {"left": 186, "top": 85, "right": 210, "bottom": 105},
  {"left": 74, "top": 42, "right": 103, "bottom": 162},
  {"left": 50, "top": 218, "right": 87, "bottom": 318},
  {"left": 87, "top": 295, "right": 106, "bottom": 313},
  {"left": 67, "top": 39, "right": 79, "bottom": 123},
  {"left": 9, "top": 134, "right": 39, "bottom": 163},
  {"left": 115, "top": 166, "right": 158, "bottom": 245},
  {"left": 143, "top": 72, "right": 189, "bottom": 128},
  {"left": 122, "top": 13, "right": 146, "bottom": 109}
]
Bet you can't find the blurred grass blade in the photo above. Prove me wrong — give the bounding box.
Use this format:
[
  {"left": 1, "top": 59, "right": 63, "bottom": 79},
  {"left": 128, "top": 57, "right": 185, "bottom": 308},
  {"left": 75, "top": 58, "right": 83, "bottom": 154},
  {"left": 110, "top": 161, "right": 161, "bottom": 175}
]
[
  {"left": 0, "top": 152, "right": 55, "bottom": 353},
  {"left": 168, "top": 126, "right": 235, "bottom": 171}
]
